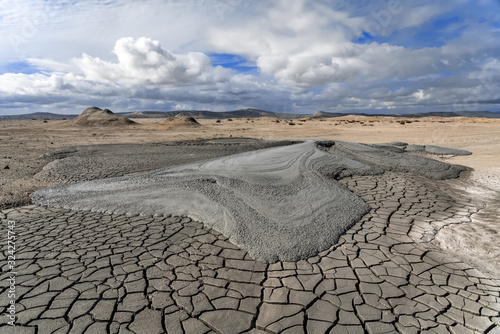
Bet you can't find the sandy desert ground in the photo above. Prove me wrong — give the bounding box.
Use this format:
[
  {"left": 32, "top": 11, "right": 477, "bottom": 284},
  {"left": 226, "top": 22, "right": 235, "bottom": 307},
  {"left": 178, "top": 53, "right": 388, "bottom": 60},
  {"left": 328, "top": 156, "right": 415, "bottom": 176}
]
[
  {"left": 1, "top": 115, "right": 500, "bottom": 333},
  {"left": 2, "top": 115, "right": 500, "bottom": 208}
]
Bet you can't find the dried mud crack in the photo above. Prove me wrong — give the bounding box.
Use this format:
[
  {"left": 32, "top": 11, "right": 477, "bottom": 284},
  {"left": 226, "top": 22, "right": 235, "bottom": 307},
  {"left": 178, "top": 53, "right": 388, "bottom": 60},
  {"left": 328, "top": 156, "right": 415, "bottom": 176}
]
[
  {"left": 2, "top": 171, "right": 499, "bottom": 333},
  {"left": 30, "top": 141, "right": 470, "bottom": 262}
]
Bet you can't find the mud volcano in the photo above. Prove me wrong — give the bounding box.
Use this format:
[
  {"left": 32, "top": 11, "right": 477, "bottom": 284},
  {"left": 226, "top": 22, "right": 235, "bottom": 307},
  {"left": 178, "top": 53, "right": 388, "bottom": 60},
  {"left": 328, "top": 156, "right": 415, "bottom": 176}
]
[
  {"left": 159, "top": 113, "right": 202, "bottom": 129},
  {"left": 64, "top": 107, "right": 136, "bottom": 126},
  {"left": 31, "top": 141, "right": 469, "bottom": 262}
]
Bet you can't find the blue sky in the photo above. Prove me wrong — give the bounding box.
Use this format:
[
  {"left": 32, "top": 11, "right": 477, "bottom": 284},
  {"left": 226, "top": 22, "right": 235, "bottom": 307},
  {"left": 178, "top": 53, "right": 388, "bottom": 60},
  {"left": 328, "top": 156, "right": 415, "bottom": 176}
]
[
  {"left": 0, "top": 0, "right": 499, "bottom": 115},
  {"left": 208, "top": 53, "right": 258, "bottom": 74}
]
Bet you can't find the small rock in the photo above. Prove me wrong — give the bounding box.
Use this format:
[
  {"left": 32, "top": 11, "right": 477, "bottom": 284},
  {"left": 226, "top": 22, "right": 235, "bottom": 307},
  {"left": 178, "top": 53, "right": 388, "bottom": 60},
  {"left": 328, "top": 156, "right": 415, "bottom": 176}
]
[{"left": 4, "top": 165, "right": 9, "bottom": 169}]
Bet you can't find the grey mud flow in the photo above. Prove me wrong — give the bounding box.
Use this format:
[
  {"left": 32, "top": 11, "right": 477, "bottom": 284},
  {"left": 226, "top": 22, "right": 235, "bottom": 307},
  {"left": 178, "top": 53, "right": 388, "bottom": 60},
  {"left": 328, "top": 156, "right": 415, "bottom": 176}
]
[{"left": 31, "top": 141, "right": 469, "bottom": 263}]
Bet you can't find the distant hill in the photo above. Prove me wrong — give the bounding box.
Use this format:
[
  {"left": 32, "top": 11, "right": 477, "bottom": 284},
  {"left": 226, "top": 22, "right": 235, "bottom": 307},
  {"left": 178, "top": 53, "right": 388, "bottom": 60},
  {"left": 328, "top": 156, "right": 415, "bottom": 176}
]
[
  {"left": 124, "top": 111, "right": 172, "bottom": 118},
  {"left": 309, "top": 110, "right": 500, "bottom": 119},
  {"left": 2, "top": 109, "right": 500, "bottom": 120},
  {"left": 310, "top": 111, "right": 350, "bottom": 118},
  {"left": 122, "top": 108, "right": 309, "bottom": 119},
  {"left": 0, "top": 112, "right": 78, "bottom": 120},
  {"left": 124, "top": 109, "right": 500, "bottom": 119},
  {"left": 403, "top": 111, "right": 500, "bottom": 118}
]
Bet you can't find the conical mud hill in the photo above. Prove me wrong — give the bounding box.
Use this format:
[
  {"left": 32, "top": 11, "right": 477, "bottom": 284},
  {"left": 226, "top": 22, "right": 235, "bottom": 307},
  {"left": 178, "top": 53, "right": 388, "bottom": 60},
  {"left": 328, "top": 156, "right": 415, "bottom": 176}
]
[
  {"left": 65, "top": 107, "right": 136, "bottom": 126},
  {"left": 159, "top": 113, "right": 202, "bottom": 129},
  {"left": 311, "top": 110, "right": 328, "bottom": 118}
]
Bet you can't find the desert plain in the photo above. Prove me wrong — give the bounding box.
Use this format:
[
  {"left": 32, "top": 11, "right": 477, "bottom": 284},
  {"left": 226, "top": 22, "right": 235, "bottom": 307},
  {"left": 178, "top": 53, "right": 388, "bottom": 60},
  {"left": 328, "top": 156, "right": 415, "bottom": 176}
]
[{"left": 1, "top": 113, "right": 500, "bottom": 333}]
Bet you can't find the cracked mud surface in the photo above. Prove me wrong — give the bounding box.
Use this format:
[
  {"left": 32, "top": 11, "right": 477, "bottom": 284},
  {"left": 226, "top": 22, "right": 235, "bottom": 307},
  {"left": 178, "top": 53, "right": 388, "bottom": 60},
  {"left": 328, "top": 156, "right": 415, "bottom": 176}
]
[
  {"left": 2, "top": 172, "right": 499, "bottom": 333},
  {"left": 30, "top": 141, "right": 471, "bottom": 263}
]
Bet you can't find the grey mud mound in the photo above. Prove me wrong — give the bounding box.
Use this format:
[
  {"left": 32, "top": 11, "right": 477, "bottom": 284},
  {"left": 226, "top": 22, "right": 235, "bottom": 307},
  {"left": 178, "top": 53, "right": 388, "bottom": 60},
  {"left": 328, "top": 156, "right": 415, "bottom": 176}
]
[
  {"left": 63, "top": 107, "right": 136, "bottom": 127},
  {"left": 406, "top": 144, "right": 472, "bottom": 156},
  {"left": 34, "top": 139, "right": 297, "bottom": 184},
  {"left": 159, "top": 113, "right": 202, "bottom": 129},
  {"left": 32, "top": 141, "right": 469, "bottom": 263},
  {"left": 321, "top": 141, "right": 468, "bottom": 180}
]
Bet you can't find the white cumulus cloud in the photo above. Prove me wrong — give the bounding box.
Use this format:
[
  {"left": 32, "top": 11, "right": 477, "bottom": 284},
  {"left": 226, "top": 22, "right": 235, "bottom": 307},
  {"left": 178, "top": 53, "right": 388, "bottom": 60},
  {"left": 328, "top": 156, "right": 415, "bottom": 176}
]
[{"left": 74, "top": 37, "right": 230, "bottom": 85}]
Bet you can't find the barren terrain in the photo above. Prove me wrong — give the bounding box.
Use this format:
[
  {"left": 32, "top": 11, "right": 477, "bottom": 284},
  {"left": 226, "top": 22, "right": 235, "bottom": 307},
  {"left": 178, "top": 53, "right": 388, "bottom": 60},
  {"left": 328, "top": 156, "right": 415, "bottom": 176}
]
[
  {"left": 2, "top": 115, "right": 499, "bottom": 208},
  {"left": 1, "top": 115, "right": 500, "bottom": 333}
]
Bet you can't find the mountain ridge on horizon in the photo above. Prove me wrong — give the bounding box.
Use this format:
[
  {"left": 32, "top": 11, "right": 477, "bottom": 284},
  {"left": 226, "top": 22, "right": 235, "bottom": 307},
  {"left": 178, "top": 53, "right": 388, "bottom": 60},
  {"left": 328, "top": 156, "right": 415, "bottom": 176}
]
[{"left": 1, "top": 108, "right": 500, "bottom": 120}]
